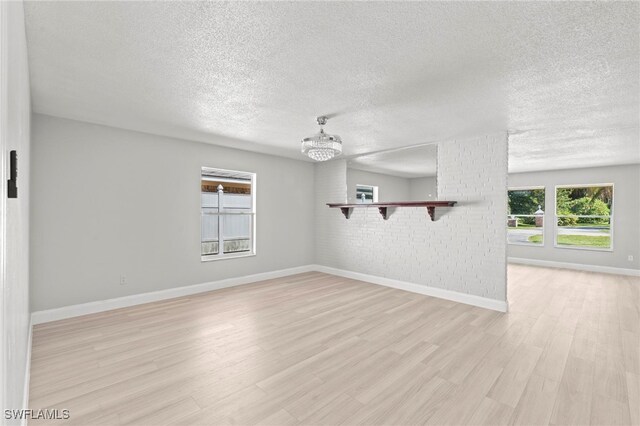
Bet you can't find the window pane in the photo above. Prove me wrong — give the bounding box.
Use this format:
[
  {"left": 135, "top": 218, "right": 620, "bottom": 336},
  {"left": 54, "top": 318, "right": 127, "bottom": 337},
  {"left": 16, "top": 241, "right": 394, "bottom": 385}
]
[
  {"left": 201, "top": 241, "right": 219, "bottom": 256},
  {"left": 555, "top": 185, "right": 612, "bottom": 249},
  {"left": 507, "top": 188, "right": 545, "bottom": 245},
  {"left": 201, "top": 167, "right": 255, "bottom": 259},
  {"left": 201, "top": 208, "right": 219, "bottom": 256},
  {"left": 508, "top": 189, "right": 545, "bottom": 215},
  {"left": 556, "top": 185, "right": 613, "bottom": 215},
  {"left": 222, "top": 214, "right": 251, "bottom": 253},
  {"left": 507, "top": 218, "right": 544, "bottom": 245},
  {"left": 356, "top": 185, "right": 375, "bottom": 203},
  {"left": 556, "top": 217, "right": 611, "bottom": 249}
]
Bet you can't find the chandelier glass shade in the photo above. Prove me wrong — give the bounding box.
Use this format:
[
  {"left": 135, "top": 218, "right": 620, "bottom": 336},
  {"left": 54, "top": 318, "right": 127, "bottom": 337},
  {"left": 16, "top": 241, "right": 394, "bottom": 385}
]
[{"left": 301, "top": 116, "right": 343, "bottom": 161}]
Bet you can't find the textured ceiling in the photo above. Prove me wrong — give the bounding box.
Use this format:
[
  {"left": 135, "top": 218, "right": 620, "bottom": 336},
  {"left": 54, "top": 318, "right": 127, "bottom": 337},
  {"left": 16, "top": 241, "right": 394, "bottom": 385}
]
[
  {"left": 24, "top": 1, "right": 639, "bottom": 173},
  {"left": 348, "top": 145, "right": 437, "bottom": 179}
]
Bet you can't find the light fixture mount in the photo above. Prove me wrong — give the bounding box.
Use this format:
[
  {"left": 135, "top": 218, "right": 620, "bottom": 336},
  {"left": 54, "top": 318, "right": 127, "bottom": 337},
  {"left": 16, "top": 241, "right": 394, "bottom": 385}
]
[{"left": 301, "top": 116, "right": 343, "bottom": 162}]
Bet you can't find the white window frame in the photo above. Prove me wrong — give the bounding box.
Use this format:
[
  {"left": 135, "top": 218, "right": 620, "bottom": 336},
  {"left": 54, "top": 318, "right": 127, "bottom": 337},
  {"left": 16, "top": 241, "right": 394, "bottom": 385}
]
[
  {"left": 356, "top": 184, "right": 378, "bottom": 203},
  {"left": 554, "top": 183, "right": 614, "bottom": 252},
  {"left": 507, "top": 186, "right": 546, "bottom": 247},
  {"left": 201, "top": 167, "right": 257, "bottom": 262}
]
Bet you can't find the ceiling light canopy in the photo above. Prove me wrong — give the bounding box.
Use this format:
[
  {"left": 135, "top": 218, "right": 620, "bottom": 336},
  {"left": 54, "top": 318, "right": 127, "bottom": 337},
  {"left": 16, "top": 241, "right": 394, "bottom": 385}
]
[{"left": 301, "top": 116, "right": 343, "bottom": 161}]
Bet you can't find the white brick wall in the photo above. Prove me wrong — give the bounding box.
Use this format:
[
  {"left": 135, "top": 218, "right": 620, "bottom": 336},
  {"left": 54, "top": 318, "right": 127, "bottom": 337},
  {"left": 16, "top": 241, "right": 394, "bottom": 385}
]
[
  {"left": 315, "top": 133, "right": 508, "bottom": 302},
  {"left": 314, "top": 160, "right": 348, "bottom": 268}
]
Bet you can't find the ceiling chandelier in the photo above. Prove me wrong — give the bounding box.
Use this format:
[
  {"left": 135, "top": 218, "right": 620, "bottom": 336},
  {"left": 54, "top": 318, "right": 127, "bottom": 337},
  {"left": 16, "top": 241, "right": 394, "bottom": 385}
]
[{"left": 301, "top": 116, "right": 343, "bottom": 161}]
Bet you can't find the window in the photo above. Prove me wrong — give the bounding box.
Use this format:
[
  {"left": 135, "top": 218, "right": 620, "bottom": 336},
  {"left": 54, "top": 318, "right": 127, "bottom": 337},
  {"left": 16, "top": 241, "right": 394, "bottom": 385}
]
[
  {"left": 201, "top": 167, "right": 256, "bottom": 261},
  {"left": 507, "top": 187, "right": 545, "bottom": 245},
  {"left": 555, "top": 184, "right": 613, "bottom": 250},
  {"left": 356, "top": 184, "right": 378, "bottom": 203}
]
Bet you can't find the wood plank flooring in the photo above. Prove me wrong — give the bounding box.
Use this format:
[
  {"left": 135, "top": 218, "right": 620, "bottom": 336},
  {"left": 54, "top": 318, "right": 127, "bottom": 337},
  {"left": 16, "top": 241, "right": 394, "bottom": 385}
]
[{"left": 29, "top": 265, "right": 639, "bottom": 425}]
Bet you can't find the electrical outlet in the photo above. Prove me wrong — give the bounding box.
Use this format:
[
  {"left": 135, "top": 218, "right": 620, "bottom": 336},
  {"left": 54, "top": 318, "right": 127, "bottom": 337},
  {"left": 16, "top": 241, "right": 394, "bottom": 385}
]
[
  {"left": 120, "top": 275, "right": 127, "bottom": 285},
  {"left": 629, "top": 255, "right": 634, "bottom": 262}
]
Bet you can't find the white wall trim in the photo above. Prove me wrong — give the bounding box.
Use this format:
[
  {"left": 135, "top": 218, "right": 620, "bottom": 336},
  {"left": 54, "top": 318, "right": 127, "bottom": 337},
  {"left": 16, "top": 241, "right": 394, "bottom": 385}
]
[
  {"left": 21, "top": 320, "right": 32, "bottom": 426},
  {"left": 31, "top": 263, "right": 510, "bottom": 325},
  {"left": 313, "top": 265, "right": 508, "bottom": 312},
  {"left": 31, "top": 265, "right": 316, "bottom": 324},
  {"left": 508, "top": 257, "right": 640, "bottom": 277}
]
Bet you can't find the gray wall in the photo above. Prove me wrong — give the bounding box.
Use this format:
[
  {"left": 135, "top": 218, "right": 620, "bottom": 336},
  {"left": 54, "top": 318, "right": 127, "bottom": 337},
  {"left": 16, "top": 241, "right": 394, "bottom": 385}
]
[
  {"left": 508, "top": 164, "right": 640, "bottom": 270},
  {"left": 30, "top": 114, "right": 316, "bottom": 311},
  {"left": 346, "top": 169, "right": 410, "bottom": 202},
  {"left": 1, "top": 0, "right": 31, "bottom": 416},
  {"left": 346, "top": 170, "right": 437, "bottom": 202},
  {"left": 409, "top": 176, "right": 437, "bottom": 201}
]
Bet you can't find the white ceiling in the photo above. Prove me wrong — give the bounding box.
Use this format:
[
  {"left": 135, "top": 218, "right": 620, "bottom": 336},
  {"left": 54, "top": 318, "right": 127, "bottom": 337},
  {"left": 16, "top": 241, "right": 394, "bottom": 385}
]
[
  {"left": 24, "top": 1, "right": 639, "bottom": 173},
  {"left": 348, "top": 145, "right": 437, "bottom": 179}
]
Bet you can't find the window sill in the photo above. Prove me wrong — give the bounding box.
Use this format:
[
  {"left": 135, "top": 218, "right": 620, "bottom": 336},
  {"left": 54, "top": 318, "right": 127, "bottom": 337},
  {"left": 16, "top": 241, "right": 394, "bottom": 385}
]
[
  {"left": 553, "top": 245, "right": 613, "bottom": 252},
  {"left": 201, "top": 252, "right": 256, "bottom": 262},
  {"left": 508, "top": 242, "right": 545, "bottom": 247}
]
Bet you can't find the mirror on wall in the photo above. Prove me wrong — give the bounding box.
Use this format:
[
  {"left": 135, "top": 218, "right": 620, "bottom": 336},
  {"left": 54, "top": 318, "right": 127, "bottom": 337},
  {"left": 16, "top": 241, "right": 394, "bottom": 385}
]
[{"left": 346, "top": 144, "right": 437, "bottom": 203}]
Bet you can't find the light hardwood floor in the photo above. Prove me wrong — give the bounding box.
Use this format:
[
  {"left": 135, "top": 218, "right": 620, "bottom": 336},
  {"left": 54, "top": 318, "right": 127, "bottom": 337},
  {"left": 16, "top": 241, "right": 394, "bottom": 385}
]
[{"left": 29, "top": 265, "right": 639, "bottom": 425}]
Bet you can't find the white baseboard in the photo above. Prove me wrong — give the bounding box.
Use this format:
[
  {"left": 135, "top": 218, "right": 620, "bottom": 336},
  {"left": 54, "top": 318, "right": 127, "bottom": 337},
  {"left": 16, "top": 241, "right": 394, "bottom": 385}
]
[
  {"left": 31, "top": 263, "right": 509, "bottom": 325},
  {"left": 21, "top": 319, "right": 33, "bottom": 426},
  {"left": 313, "top": 265, "right": 508, "bottom": 313},
  {"left": 31, "top": 265, "right": 316, "bottom": 324},
  {"left": 508, "top": 257, "right": 640, "bottom": 277}
]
